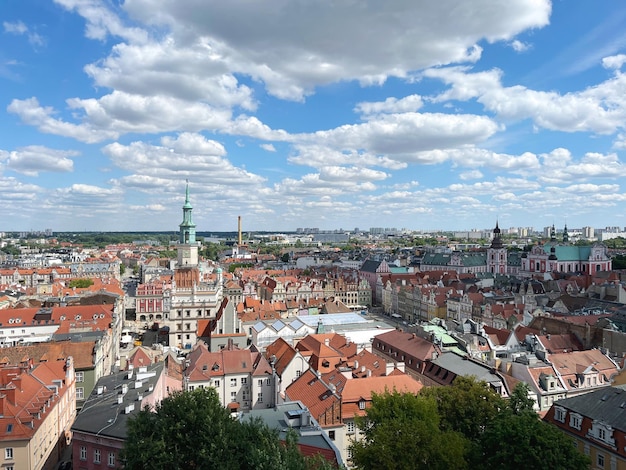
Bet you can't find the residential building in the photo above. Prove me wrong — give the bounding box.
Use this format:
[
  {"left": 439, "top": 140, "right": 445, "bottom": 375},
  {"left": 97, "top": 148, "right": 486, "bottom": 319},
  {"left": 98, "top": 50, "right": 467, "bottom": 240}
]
[
  {"left": 183, "top": 340, "right": 276, "bottom": 412},
  {"left": 545, "top": 385, "right": 626, "bottom": 470},
  {"left": 0, "top": 359, "right": 76, "bottom": 470},
  {"left": 243, "top": 401, "right": 342, "bottom": 467},
  {"left": 0, "top": 341, "right": 102, "bottom": 410}
]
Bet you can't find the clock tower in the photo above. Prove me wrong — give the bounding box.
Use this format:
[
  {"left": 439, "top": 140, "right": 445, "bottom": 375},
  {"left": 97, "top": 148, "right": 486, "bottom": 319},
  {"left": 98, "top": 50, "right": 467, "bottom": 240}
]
[{"left": 177, "top": 181, "right": 199, "bottom": 267}]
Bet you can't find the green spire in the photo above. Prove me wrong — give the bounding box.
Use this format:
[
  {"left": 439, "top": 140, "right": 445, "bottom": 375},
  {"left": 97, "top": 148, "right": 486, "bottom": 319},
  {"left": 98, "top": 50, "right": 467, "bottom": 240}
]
[{"left": 179, "top": 180, "right": 196, "bottom": 244}]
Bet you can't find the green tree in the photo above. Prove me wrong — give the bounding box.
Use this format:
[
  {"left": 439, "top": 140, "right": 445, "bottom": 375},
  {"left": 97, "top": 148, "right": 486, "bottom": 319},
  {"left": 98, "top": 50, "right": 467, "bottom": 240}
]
[
  {"left": 507, "top": 382, "right": 536, "bottom": 415},
  {"left": 475, "top": 408, "right": 590, "bottom": 470},
  {"left": 68, "top": 278, "right": 94, "bottom": 288},
  {"left": 350, "top": 390, "right": 468, "bottom": 470},
  {"left": 122, "top": 388, "right": 336, "bottom": 470},
  {"left": 420, "top": 376, "right": 505, "bottom": 441}
]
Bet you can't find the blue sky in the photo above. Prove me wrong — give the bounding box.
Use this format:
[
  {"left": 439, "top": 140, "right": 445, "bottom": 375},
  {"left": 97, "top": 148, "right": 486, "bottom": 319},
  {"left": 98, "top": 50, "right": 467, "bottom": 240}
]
[{"left": 3, "top": 0, "right": 626, "bottom": 233}]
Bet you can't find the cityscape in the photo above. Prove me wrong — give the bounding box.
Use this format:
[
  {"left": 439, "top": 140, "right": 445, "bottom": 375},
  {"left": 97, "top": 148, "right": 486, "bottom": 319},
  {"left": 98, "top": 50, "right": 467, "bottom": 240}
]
[
  {"left": 3, "top": 0, "right": 626, "bottom": 468},
  {"left": 0, "top": 185, "right": 624, "bottom": 468}
]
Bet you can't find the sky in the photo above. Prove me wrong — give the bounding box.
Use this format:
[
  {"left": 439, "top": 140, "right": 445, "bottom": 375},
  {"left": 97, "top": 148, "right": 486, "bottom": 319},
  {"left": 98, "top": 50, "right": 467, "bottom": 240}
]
[{"left": 3, "top": 1, "right": 626, "bottom": 233}]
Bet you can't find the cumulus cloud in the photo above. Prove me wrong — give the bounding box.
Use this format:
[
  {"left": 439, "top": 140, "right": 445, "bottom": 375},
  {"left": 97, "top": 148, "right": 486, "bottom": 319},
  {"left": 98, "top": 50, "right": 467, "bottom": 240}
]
[
  {"left": 425, "top": 66, "right": 626, "bottom": 134},
  {"left": 355, "top": 95, "right": 424, "bottom": 116},
  {"left": 118, "top": 0, "right": 550, "bottom": 100},
  {"left": 0, "top": 145, "right": 78, "bottom": 176},
  {"left": 602, "top": 54, "right": 626, "bottom": 70}
]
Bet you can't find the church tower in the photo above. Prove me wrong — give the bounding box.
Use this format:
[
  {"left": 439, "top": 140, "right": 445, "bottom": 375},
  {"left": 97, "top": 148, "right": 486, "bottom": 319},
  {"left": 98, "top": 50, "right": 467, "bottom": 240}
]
[
  {"left": 487, "top": 221, "right": 507, "bottom": 274},
  {"left": 177, "top": 181, "right": 199, "bottom": 267}
]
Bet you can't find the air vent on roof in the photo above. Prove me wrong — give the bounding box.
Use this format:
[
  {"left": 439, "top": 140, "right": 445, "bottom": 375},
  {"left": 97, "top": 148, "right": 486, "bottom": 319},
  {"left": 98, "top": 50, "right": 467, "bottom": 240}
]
[
  {"left": 100, "top": 313, "right": 105, "bottom": 318},
  {"left": 8, "top": 319, "right": 14, "bottom": 324},
  {"left": 60, "top": 315, "right": 66, "bottom": 321},
  {"left": 93, "top": 314, "right": 98, "bottom": 320}
]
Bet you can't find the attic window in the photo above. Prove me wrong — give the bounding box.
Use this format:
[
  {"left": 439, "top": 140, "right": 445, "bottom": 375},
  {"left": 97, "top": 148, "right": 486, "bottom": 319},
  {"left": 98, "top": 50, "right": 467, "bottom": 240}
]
[
  {"left": 212, "top": 363, "right": 219, "bottom": 371},
  {"left": 6, "top": 424, "right": 12, "bottom": 433},
  {"left": 202, "top": 365, "right": 207, "bottom": 371},
  {"left": 358, "top": 399, "right": 366, "bottom": 410}
]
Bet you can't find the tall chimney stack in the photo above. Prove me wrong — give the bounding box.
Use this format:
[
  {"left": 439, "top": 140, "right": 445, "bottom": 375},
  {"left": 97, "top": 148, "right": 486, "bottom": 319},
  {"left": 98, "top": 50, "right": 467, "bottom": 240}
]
[{"left": 238, "top": 216, "right": 242, "bottom": 245}]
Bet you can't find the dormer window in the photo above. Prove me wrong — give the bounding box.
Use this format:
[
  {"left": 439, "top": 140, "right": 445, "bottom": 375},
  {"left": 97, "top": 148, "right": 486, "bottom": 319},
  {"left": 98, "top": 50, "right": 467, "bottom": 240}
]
[
  {"left": 358, "top": 399, "right": 366, "bottom": 410},
  {"left": 591, "top": 421, "right": 615, "bottom": 446},
  {"left": 569, "top": 413, "right": 582, "bottom": 430},
  {"left": 554, "top": 406, "right": 566, "bottom": 423}
]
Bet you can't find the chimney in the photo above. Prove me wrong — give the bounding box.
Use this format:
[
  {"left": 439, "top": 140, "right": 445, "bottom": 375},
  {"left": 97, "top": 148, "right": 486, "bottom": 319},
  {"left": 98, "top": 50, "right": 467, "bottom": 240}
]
[
  {"left": 324, "top": 338, "right": 330, "bottom": 347},
  {"left": 238, "top": 216, "right": 242, "bottom": 246}
]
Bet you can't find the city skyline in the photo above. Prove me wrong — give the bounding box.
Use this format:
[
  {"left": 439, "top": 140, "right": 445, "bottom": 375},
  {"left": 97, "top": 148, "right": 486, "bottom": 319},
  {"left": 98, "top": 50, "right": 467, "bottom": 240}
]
[{"left": 2, "top": 1, "right": 626, "bottom": 232}]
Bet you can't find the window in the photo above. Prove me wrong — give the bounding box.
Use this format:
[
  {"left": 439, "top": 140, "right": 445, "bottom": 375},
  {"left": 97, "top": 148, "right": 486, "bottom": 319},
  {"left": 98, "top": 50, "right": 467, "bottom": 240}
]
[
  {"left": 358, "top": 400, "right": 366, "bottom": 410},
  {"left": 598, "top": 453, "right": 605, "bottom": 468},
  {"left": 108, "top": 452, "right": 115, "bottom": 467},
  {"left": 231, "top": 391, "right": 237, "bottom": 401},
  {"left": 241, "top": 377, "right": 247, "bottom": 385},
  {"left": 213, "top": 380, "right": 220, "bottom": 387},
  {"left": 258, "top": 393, "right": 263, "bottom": 403},
  {"left": 346, "top": 421, "right": 355, "bottom": 433},
  {"left": 230, "top": 378, "right": 237, "bottom": 387},
  {"left": 80, "top": 446, "right": 87, "bottom": 461},
  {"left": 258, "top": 379, "right": 263, "bottom": 387},
  {"left": 76, "top": 388, "right": 84, "bottom": 400},
  {"left": 296, "top": 370, "right": 301, "bottom": 377},
  {"left": 554, "top": 406, "right": 566, "bottom": 423},
  {"left": 328, "top": 430, "right": 335, "bottom": 440},
  {"left": 5, "top": 448, "right": 13, "bottom": 459},
  {"left": 266, "top": 378, "right": 271, "bottom": 386},
  {"left": 569, "top": 413, "right": 582, "bottom": 430},
  {"left": 94, "top": 449, "right": 101, "bottom": 464},
  {"left": 598, "top": 428, "right": 606, "bottom": 441},
  {"left": 76, "top": 371, "right": 84, "bottom": 383}
]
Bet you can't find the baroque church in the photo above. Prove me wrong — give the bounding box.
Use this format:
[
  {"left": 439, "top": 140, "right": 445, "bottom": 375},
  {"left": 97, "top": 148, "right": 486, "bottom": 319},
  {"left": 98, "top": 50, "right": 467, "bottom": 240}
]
[
  {"left": 421, "top": 222, "right": 611, "bottom": 277},
  {"left": 519, "top": 224, "right": 612, "bottom": 276}
]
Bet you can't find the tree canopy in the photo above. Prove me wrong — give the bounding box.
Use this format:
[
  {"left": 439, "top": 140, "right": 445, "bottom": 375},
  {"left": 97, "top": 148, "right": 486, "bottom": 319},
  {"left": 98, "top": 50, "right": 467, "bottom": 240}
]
[
  {"left": 350, "top": 378, "right": 589, "bottom": 470},
  {"left": 122, "top": 388, "right": 337, "bottom": 470}
]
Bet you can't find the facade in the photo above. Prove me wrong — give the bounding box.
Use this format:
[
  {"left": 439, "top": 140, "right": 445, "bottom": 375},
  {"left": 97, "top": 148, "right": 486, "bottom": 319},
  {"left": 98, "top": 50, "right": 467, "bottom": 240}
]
[
  {"left": 372, "top": 329, "right": 438, "bottom": 379},
  {"left": 545, "top": 385, "right": 626, "bottom": 470},
  {"left": 520, "top": 225, "right": 611, "bottom": 276},
  {"left": 0, "top": 359, "right": 76, "bottom": 470},
  {"left": 183, "top": 341, "right": 277, "bottom": 412}
]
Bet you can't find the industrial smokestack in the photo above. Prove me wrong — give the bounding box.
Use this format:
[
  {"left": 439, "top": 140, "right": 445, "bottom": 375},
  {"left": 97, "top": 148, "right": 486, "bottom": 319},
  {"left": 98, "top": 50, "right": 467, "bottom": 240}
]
[{"left": 238, "top": 215, "right": 242, "bottom": 245}]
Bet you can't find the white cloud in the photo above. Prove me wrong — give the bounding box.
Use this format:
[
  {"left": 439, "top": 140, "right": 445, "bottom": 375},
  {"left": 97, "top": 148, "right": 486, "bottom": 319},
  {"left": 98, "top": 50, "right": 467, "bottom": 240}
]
[
  {"left": 510, "top": 40, "right": 530, "bottom": 52},
  {"left": 8, "top": 93, "right": 234, "bottom": 143},
  {"left": 260, "top": 143, "right": 276, "bottom": 152},
  {"left": 355, "top": 95, "right": 423, "bottom": 116},
  {"left": 426, "top": 66, "right": 626, "bottom": 134},
  {"left": 3, "top": 20, "right": 45, "bottom": 47},
  {"left": 53, "top": 0, "right": 148, "bottom": 43},
  {"left": 0, "top": 145, "right": 77, "bottom": 176},
  {"left": 459, "top": 169, "right": 483, "bottom": 180},
  {"left": 602, "top": 54, "right": 626, "bottom": 70},
  {"left": 119, "top": 0, "right": 551, "bottom": 101},
  {"left": 102, "top": 133, "right": 266, "bottom": 187}
]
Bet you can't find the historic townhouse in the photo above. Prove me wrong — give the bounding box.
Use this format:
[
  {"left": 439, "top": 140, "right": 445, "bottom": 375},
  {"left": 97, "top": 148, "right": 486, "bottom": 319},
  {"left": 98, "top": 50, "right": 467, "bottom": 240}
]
[
  {"left": 0, "top": 359, "right": 76, "bottom": 470},
  {"left": 183, "top": 341, "right": 276, "bottom": 412},
  {"left": 545, "top": 385, "right": 626, "bottom": 470}
]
